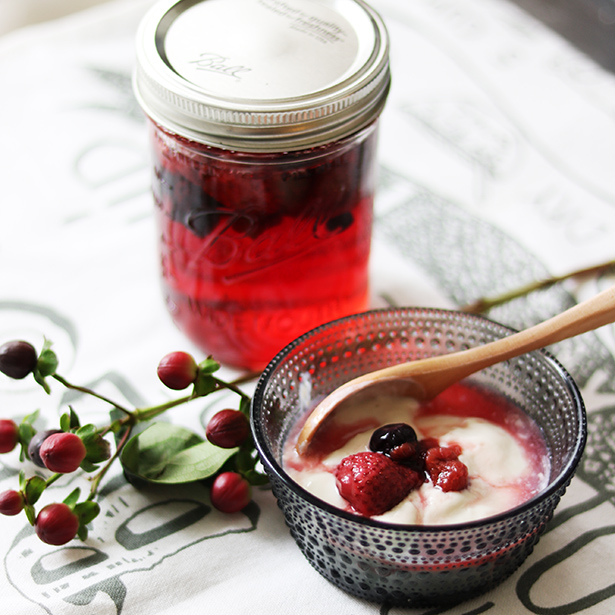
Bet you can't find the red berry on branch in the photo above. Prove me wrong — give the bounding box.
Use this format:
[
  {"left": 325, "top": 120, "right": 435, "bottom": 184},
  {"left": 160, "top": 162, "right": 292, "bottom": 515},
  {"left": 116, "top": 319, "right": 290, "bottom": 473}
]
[
  {"left": 28, "top": 429, "right": 62, "bottom": 467},
  {"left": 206, "top": 409, "right": 250, "bottom": 449},
  {"left": 39, "top": 432, "right": 87, "bottom": 473},
  {"left": 0, "top": 340, "right": 38, "bottom": 379},
  {"left": 157, "top": 351, "right": 198, "bottom": 390},
  {"left": 0, "top": 490, "right": 25, "bottom": 516},
  {"left": 210, "top": 472, "right": 251, "bottom": 513},
  {"left": 0, "top": 419, "right": 19, "bottom": 454},
  {"left": 35, "top": 503, "right": 79, "bottom": 545}
]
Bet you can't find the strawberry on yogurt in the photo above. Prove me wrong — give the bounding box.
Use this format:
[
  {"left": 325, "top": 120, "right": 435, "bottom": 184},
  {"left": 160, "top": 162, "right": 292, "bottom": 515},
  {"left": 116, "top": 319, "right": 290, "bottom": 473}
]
[{"left": 284, "top": 383, "right": 550, "bottom": 525}]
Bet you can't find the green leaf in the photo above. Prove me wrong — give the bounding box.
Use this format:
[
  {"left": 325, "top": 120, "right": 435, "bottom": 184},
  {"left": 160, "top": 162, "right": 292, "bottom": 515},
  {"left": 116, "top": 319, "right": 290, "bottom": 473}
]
[
  {"left": 121, "top": 423, "right": 202, "bottom": 479},
  {"left": 74, "top": 501, "right": 100, "bottom": 525},
  {"left": 33, "top": 370, "right": 51, "bottom": 394},
  {"left": 150, "top": 441, "right": 237, "bottom": 484},
  {"left": 76, "top": 423, "right": 98, "bottom": 438},
  {"left": 120, "top": 423, "right": 236, "bottom": 484},
  {"left": 24, "top": 476, "right": 46, "bottom": 505},
  {"left": 239, "top": 396, "right": 251, "bottom": 418},
  {"left": 198, "top": 357, "right": 220, "bottom": 375},
  {"left": 81, "top": 431, "right": 111, "bottom": 464},
  {"left": 233, "top": 446, "right": 269, "bottom": 486},
  {"left": 243, "top": 469, "right": 270, "bottom": 486},
  {"left": 32, "top": 341, "right": 59, "bottom": 393},
  {"left": 63, "top": 488, "right": 81, "bottom": 509},
  {"left": 24, "top": 504, "right": 36, "bottom": 526},
  {"left": 193, "top": 373, "right": 217, "bottom": 397},
  {"left": 59, "top": 413, "right": 71, "bottom": 433},
  {"left": 79, "top": 459, "right": 99, "bottom": 473},
  {"left": 18, "top": 422, "right": 36, "bottom": 456},
  {"left": 19, "top": 419, "right": 35, "bottom": 459},
  {"left": 74, "top": 501, "right": 100, "bottom": 541},
  {"left": 22, "top": 409, "right": 39, "bottom": 425},
  {"left": 234, "top": 448, "right": 255, "bottom": 474},
  {"left": 76, "top": 424, "right": 111, "bottom": 464},
  {"left": 68, "top": 407, "right": 80, "bottom": 429},
  {"left": 37, "top": 347, "right": 58, "bottom": 378}
]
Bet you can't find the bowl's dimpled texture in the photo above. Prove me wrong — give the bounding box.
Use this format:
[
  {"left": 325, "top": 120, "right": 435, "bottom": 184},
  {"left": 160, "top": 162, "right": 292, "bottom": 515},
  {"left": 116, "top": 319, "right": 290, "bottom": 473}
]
[
  {"left": 252, "top": 308, "right": 586, "bottom": 606},
  {"left": 269, "top": 472, "right": 566, "bottom": 605}
]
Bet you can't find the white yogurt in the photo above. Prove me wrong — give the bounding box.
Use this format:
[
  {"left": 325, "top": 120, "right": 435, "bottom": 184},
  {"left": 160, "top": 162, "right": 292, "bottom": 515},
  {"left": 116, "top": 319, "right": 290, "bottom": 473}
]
[{"left": 284, "top": 388, "right": 550, "bottom": 525}]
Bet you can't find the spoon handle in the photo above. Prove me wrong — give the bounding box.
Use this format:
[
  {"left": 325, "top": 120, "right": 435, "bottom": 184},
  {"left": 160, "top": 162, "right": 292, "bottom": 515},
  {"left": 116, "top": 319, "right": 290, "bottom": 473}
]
[
  {"left": 296, "top": 286, "right": 615, "bottom": 454},
  {"left": 379, "top": 284, "right": 615, "bottom": 397}
]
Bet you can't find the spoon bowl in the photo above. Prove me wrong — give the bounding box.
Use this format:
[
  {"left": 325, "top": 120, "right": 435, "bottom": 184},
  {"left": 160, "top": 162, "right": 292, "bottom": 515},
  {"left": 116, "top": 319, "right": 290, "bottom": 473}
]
[{"left": 296, "top": 285, "right": 615, "bottom": 454}]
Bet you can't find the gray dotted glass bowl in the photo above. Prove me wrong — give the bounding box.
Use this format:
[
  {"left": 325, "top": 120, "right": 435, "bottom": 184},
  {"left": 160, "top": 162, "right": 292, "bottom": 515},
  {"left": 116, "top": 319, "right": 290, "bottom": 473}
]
[{"left": 250, "top": 307, "right": 587, "bottom": 607}]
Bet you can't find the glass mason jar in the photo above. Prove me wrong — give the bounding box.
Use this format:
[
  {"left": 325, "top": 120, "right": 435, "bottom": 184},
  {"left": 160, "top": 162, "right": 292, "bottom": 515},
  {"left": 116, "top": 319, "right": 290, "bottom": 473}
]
[{"left": 134, "top": 0, "right": 391, "bottom": 370}]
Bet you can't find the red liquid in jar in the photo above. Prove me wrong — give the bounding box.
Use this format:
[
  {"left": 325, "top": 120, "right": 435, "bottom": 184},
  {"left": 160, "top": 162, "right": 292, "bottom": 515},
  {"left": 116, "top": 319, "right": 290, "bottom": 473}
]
[{"left": 151, "top": 122, "right": 377, "bottom": 370}]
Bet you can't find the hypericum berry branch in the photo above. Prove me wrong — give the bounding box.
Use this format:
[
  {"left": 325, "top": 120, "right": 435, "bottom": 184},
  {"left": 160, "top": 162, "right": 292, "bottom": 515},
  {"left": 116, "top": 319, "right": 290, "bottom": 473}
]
[
  {"left": 50, "top": 373, "right": 133, "bottom": 415},
  {"left": 0, "top": 340, "right": 266, "bottom": 546},
  {"left": 86, "top": 424, "right": 133, "bottom": 500},
  {"left": 461, "top": 258, "right": 615, "bottom": 314}
]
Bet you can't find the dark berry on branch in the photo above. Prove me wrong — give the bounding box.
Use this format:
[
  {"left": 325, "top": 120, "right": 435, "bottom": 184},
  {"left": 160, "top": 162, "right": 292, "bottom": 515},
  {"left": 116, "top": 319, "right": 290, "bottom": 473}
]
[
  {"left": 28, "top": 429, "right": 62, "bottom": 467},
  {"left": 157, "top": 351, "right": 198, "bottom": 390},
  {"left": 210, "top": 472, "right": 251, "bottom": 513},
  {"left": 206, "top": 409, "right": 250, "bottom": 449},
  {"left": 0, "top": 340, "right": 38, "bottom": 379},
  {"left": 0, "top": 490, "right": 25, "bottom": 516},
  {"left": 39, "top": 432, "right": 87, "bottom": 473},
  {"left": 35, "top": 503, "right": 79, "bottom": 545},
  {"left": 0, "top": 419, "right": 19, "bottom": 454}
]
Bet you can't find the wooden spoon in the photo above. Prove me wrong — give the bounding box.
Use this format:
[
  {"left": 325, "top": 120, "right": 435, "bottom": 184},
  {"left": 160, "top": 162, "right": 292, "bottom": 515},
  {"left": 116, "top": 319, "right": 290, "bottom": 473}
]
[{"left": 295, "top": 285, "right": 615, "bottom": 455}]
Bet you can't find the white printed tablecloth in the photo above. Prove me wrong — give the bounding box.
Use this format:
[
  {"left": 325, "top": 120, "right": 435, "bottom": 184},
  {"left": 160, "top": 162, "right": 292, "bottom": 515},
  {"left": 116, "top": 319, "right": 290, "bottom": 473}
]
[{"left": 1, "top": 0, "right": 615, "bottom": 613}]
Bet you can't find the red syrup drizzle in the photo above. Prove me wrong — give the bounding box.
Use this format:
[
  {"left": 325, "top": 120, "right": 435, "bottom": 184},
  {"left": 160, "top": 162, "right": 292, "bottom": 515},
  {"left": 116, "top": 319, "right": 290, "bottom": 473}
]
[{"left": 417, "top": 383, "right": 549, "bottom": 494}]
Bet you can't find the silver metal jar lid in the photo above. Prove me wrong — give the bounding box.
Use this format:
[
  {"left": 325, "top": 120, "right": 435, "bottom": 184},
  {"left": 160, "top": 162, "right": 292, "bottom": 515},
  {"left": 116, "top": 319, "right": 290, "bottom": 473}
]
[{"left": 134, "top": 0, "right": 390, "bottom": 152}]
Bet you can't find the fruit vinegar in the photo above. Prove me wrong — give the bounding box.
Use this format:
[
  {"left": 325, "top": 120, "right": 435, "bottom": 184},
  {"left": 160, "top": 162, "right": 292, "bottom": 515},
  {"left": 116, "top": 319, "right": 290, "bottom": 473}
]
[
  {"left": 134, "top": 0, "right": 390, "bottom": 370},
  {"left": 151, "top": 122, "right": 377, "bottom": 369}
]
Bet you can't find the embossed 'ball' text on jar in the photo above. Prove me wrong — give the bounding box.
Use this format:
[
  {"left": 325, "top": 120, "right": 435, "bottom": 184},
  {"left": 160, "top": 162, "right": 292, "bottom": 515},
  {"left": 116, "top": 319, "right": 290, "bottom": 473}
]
[{"left": 134, "top": 0, "right": 391, "bottom": 370}]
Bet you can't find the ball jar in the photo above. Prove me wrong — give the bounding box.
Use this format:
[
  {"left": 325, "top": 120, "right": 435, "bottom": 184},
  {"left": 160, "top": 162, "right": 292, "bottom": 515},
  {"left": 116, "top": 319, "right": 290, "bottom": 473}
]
[{"left": 134, "top": 0, "right": 391, "bottom": 369}]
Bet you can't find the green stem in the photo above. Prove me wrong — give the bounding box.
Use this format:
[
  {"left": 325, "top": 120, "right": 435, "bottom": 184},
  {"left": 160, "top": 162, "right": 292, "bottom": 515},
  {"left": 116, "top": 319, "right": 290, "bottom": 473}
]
[
  {"left": 213, "top": 376, "right": 253, "bottom": 399},
  {"left": 88, "top": 425, "right": 133, "bottom": 500},
  {"left": 132, "top": 372, "right": 257, "bottom": 423},
  {"left": 461, "top": 258, "right": 615, "bottom": 314},
  {"left": 45, "top": 473, "right": 62, "bottom": 488},
  {"left": 52, "top": 374, "right": 132, "bottom": 415},
  {"left": 133, "top": 393, "right": 194, "bottom": 422},
  {"left": 228, "top": 371, "right": 261, "bottom": 387},
  {"left": 48, "top": 369, "right": 260, "bottom": 500}
]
